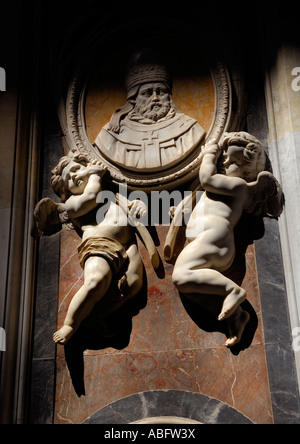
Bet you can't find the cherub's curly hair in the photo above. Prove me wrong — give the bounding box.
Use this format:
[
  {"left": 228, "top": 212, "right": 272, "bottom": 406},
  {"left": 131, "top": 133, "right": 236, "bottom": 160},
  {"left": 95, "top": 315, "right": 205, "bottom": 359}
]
[
  {"left": 50, "top": 150, "right": 90, "bottom": 201},
  {"left": 220, "top": 131, "right": 266, "bottom": 181}
]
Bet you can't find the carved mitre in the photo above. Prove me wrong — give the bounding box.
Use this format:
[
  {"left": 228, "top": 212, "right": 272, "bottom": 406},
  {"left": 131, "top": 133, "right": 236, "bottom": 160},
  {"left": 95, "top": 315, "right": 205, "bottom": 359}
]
[{"left": 124, "top": 49, "right": 172, "bottom": 97}]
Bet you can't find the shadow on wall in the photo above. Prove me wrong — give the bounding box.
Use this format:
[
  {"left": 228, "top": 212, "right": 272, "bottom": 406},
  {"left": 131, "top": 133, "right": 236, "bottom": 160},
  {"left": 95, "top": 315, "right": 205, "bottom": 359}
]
[
  {"left": 64, "top": 213, "right": 264, "bottom": 396},
  {"left": 64, "top": 269, "right": 148, "bottom": 397},
  {"left": 180, "top": 296, "right": 258, "bottom": 356}
]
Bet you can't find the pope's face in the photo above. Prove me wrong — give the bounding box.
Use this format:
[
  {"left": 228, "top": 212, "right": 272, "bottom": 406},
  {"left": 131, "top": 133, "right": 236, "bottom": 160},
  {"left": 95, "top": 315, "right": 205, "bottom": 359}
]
[{"left": 134, "top": 82, "right": 171, "bottom": 121}]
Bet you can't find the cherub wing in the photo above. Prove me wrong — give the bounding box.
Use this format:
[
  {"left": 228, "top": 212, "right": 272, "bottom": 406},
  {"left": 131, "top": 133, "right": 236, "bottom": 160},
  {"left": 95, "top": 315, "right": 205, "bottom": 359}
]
[
  {"left": 245, "top": 171, "right": 285, "bottom": 218},
  {"left": 32, "top": 198, "right": 72, "bottom": 238}
]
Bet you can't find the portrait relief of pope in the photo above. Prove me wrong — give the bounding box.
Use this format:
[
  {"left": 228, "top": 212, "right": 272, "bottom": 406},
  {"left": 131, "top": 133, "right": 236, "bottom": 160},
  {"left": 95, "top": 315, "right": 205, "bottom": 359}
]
[{"left": 94, "top": 49, "right": 206, "bottom": 172}]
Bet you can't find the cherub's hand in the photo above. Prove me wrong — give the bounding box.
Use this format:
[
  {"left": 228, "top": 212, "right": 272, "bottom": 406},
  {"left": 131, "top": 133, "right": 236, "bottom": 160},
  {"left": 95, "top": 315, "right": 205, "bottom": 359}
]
[
  {"left": 128, "top": 199, "right": 148, "bottom": 220},
  {"left": 201, "top": 141, "right": 221, "bottom": 157},
  {"left": 87, "top": 160, "right": 108, "bottom": 177},
  {"left": 169, "top": 206, "right": 176, "bottom": 220}
]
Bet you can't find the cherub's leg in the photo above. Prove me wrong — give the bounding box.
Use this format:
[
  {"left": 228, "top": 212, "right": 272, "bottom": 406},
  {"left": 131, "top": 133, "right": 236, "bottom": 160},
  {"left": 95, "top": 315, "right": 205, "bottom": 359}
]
[
  {"left": 172, "top": 267, "right": 246, "bottom": 321},
  {"left": 172, "top": 231, "right": 247, "bottom": 321},
  {"left": 123, "top": 243, "right": 143, "bottom": 298},
  {"left": 218, "top": 284, "right": 247, "bottom": 321},
  {"left": 53, "top": 256, "right": 112, "bottom": 344},
  {"left": 95, "top": 244, "right": 144, "bottom": 320},
  {"left": 173, "top": 267, "right": 248, "bottom": 345}
]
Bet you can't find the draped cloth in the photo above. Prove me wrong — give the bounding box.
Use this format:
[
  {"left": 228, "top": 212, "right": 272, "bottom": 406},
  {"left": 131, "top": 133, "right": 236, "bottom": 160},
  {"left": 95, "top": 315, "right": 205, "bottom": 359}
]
[{"left": 78, "top": 236, "right": 128, "bottom": 273}]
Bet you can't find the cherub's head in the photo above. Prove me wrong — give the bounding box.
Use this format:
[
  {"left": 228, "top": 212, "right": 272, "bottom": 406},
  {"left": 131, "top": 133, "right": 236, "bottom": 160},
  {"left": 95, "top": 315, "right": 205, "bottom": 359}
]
[
  {"left": 220, "top": 132, "right": 266, "bottom": 182},
  {"left": 51, "top": 151, "right": 91, "bottom": 202}
]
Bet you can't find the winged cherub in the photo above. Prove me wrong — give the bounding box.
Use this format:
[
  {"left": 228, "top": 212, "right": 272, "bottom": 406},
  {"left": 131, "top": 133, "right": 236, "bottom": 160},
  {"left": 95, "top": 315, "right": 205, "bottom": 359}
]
[
  {"left": 171, "top": 132, "right": 284, "bottom": 347},
  {"left": 33, "top": 150, "right": 154, "bottom": 345}
]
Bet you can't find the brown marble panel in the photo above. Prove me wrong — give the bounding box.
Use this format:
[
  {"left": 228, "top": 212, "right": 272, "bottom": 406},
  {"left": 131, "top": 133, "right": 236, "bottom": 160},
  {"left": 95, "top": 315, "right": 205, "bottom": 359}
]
[
  {"left": 55, "top": 344, "right": 272, "bottom": 424},
  {"left": 54, "top": 224, "right": 273, "bottom": 424}
]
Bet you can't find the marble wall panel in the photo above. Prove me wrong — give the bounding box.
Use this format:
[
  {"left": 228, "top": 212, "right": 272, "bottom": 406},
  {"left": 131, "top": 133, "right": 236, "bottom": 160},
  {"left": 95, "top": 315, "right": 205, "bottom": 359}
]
[
  {"left": 53, "top": 32, "right": 273, "bottom": 424},
  {"left": 54, "top": 225, "right": 273, "bottom": 424}
]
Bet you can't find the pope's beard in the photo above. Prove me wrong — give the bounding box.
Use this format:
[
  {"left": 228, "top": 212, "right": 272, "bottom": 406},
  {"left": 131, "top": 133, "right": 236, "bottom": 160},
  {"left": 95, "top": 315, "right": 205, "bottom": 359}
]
[{"left": 135, "top": 101, "right": 171, "bottom": 122}]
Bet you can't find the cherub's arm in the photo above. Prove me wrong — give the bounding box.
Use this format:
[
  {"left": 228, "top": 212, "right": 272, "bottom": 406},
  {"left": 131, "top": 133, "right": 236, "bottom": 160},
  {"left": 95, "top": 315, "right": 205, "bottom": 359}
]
[
  {"left": 200, "top": 143, "right": 246, "bottom": 196},
  {"left": 65, "top": 173, "right": 102, "bottom": 219}
]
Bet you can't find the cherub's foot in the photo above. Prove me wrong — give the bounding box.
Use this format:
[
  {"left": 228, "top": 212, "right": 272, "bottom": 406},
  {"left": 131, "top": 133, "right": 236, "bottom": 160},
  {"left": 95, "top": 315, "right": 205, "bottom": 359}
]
[
  {"left": 53, "top": 326, "right": 74, "bottom": 345},
  {"left": 218, "top": 288, "right": 247, "bottom": 321},
  {"left": 225, "top": 309, "right": 250, "bottom": 347}
]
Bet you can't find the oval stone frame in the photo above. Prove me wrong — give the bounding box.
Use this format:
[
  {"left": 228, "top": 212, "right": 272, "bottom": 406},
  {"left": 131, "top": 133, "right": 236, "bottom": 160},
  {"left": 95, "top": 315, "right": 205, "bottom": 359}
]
[{"left": 60, "top": 24, "right": 242, "bottom": 192}]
